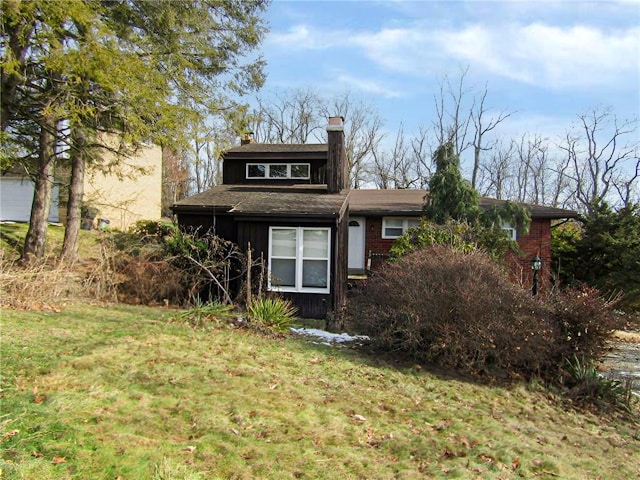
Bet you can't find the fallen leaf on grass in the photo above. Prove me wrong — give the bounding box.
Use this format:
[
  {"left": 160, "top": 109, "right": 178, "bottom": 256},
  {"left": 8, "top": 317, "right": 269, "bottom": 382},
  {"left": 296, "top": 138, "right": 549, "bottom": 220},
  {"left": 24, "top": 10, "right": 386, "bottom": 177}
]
[
  {"left": 1, "top": 430, "right": 19, "bottom": 441},
  {"left": 52, "top": 456, "right": 66, "bottom": 464}
]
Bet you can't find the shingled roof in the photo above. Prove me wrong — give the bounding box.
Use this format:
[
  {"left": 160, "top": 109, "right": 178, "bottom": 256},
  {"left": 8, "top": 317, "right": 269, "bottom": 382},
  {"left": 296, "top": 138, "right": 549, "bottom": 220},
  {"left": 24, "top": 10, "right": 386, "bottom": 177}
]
[
  {"left": 349, "top": 189, "right": 578, "bottom": 219},
  {"left": 172, "top": 184, "right": 348, "bottom": 218},
  {"left": 173, "top": 186, "right": 577, "bottom": 220},
  {"left": 225, "top": 143, "right": 327, "bottom": 154}
]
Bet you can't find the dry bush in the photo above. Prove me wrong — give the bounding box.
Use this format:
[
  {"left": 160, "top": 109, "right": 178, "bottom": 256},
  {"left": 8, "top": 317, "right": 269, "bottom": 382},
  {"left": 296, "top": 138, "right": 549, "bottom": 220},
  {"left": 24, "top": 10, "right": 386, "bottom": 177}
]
[
  {"left": 346, "top": 246, "right": 560, "bottom": 376},
  {"left": 111, "top": 254, "right": 184, "bottom": 305},
  {"left": 0, "top": 251, "right": 86, "bottom": 308},
  {"left": 551, "top": 286, "right": 624, "bottom": 360}
]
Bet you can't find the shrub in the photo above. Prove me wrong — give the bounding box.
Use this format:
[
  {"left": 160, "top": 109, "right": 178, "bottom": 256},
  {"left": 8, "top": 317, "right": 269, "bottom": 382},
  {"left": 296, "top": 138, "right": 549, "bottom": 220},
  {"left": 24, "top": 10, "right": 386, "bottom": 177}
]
[
  {"left": 346, "top": 246, "right": 559, "bottom": 376},
  {"left": 101, "top": 222, "right": 244, "bottom": 306},
  {"left": 389, "top": 219, "right": 519, "bottom": 263},
  {"left": 247, "top": 296, "right": 298, "bottom": 333},
  {"left": 171, "top": 298, "right": 235, "bottom": 329},
  {"left": 551, "top": 285, "right": 624, "bottom": 360},
  {"left": 563, "top": 355, "right": 631, "bottom": 411}
]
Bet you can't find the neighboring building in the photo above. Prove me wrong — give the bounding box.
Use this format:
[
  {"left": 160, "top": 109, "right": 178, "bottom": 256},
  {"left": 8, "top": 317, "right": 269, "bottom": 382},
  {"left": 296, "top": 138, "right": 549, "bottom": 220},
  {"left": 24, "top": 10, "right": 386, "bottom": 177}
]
[
  {"left": 70, "top": 142, "right": 163, "bottom": 231},
  {"left": 1, "top": 142, "right": 163, "bottom": 231},
  {"left": 0, "top": 169, "right": 60, "bottom": 222},
  {"left": 172, "top": 117, "right": 578, "bottom": 318}
]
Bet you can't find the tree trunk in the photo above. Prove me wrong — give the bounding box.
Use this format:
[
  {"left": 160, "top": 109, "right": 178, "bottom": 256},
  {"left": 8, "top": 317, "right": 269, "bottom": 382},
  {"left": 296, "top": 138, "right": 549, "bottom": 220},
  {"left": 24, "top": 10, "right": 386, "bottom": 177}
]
[
  {"left": 60, "top": 129, "right": 87, "bottom": 263},
  {"left": 22, "top": 118, "right": 56, "bottom": 261}
]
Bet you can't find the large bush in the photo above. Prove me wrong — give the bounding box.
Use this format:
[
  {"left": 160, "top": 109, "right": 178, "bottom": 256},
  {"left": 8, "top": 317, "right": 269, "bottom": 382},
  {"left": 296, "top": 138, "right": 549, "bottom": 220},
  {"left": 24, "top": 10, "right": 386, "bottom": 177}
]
[
  {"left": 102, "top": 221, "right": 244, "bottom": 305},
  {"left": 346, "top": 246, "right": 560, "bottom": 376}
]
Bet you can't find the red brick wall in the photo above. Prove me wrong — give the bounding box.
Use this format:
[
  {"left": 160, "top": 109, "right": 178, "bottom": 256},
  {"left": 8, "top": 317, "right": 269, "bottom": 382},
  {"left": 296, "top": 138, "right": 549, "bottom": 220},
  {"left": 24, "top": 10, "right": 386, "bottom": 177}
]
[
  {"left": 508, "top": 217, "right": 553, "bottom": 292},
  {"left": 362, "top": 215, "right": 554, "bottom": 293},
  {"left": 363, "top": 217, "right": 395, "bottom": 270}
]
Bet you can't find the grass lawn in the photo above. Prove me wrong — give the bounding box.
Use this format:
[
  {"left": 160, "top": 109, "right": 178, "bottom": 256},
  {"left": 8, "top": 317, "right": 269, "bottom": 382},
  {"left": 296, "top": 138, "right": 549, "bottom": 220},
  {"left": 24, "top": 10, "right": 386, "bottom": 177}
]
[{"left": 1, "top": 303, "right": 638, "bottom": 479}]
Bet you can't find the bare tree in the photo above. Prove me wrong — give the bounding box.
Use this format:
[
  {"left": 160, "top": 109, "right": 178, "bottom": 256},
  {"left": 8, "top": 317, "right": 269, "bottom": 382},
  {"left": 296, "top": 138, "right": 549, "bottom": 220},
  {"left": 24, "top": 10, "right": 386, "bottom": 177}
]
[
  {"left": 433, "top": 67, "right": 474, "bottom": 156},
  {"left": 559, "top": 107, "right": 640, "bottom": 212},
  {"left": 322, "top": 92, "right": 384, "bottom": 188},
  {"left": 471, "top": 86, "right": 513, "bottom": 189},
  {"left": 250, "top": 89, "right": 322, "bottom": 143},
  {"left": 432, "top": 68, "right": 512, "bottom": 189},
  {"left": 478, "top": 140, "right": 515, "bottom": 200}
]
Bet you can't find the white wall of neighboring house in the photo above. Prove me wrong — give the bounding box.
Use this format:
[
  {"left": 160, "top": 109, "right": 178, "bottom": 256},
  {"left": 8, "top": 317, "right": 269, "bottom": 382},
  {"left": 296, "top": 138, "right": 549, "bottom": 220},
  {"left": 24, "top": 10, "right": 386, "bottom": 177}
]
[
  {"left": 0, "top": 176, "right": 59, "bottom": 222},
  {"left": 83, "top": 143, "right": 163, "bottom": 231}
]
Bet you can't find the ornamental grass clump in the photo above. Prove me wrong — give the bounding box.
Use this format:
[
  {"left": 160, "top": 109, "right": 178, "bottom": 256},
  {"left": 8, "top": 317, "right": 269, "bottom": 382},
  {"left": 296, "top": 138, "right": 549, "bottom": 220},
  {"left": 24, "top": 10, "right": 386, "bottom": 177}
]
[{"left": 247, "top": 296, "right": 298, "bottom": 333}]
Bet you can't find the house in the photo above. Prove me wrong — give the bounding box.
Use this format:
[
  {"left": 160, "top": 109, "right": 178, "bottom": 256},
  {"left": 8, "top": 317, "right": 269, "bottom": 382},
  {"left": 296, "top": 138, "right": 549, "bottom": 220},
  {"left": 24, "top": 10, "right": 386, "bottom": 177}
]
[
  {"left": 172, "top": 117, "right": 578, "bottom": 318},
  {"left": 0, "top": 142, "right": 163, "bottom": 230}
]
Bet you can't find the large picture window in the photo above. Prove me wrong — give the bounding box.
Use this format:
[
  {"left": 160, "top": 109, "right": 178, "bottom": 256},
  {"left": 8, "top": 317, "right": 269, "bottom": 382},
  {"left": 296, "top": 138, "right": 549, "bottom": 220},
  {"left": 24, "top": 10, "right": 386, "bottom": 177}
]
[
  {"left": 247, "top": 163, "right": 310, "bottom": 180},
  {"left": 269, "top": 227, "right": 331, "bottom": 293},
  {"left": 382, "top": 217, "right": 420, "bottom": 239}
]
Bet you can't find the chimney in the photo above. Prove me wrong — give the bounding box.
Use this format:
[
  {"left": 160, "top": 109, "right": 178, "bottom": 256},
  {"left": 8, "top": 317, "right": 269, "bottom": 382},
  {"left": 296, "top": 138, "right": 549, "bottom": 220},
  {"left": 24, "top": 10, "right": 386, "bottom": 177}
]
[
  {"left": 326, "top": 116, "right": 347, "bottom": 193},
  {"left": 240, "top": 132, "right": 254, "bottom": 145}
]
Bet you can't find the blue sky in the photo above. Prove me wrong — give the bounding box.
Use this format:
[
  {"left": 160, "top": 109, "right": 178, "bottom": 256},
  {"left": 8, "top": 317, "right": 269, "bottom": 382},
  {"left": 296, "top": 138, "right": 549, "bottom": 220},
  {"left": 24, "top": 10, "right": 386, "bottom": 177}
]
[{"left": 256, "top": 0, "right": 640, "bottom": 145}]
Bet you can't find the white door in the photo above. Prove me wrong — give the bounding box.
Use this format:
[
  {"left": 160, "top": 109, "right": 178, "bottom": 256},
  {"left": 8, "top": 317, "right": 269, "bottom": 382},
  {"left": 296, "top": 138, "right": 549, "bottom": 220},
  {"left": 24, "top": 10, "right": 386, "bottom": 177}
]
[{"left": 348, "top": 217, "right": 365, "bottom": 272}]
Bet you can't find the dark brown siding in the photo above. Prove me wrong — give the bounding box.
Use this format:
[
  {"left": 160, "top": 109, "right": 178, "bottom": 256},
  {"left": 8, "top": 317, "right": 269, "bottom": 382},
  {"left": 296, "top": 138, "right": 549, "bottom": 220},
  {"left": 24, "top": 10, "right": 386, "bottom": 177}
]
[
  {"left": 333, "top": 210, "right": 348, "bottom": 313},
  {"left": 223, "top": 159, "right": 327, "bottom": 185},
  {"left": 177, "top": 212, "right": 343, "bottom": 319}
]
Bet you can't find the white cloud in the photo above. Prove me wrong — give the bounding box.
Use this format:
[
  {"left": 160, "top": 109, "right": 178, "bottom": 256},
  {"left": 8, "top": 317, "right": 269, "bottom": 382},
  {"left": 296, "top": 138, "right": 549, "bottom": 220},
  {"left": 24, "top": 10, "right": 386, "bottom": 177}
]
[
  {"left": 334, "top": 72, "right": 403, "bottom": 98},
  {"left": 268, "top": 24, "right": 344, "bottom": 50},
  {"left": 439, "top": 23, "right": 640, "bottom": 90},
  {"left": 268, "top": 21, "right": 639, "bottom": 92}
]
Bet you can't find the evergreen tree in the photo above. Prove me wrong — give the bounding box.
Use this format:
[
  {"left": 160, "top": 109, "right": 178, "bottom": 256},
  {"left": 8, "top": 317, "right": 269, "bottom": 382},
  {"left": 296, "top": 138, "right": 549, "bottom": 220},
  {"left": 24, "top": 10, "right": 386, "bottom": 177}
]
[
  {"left": 423, "top": 142, "right": 480, "bottom": 223},
  {"left": 554, "top": 203, "right": 640, "bottom": 310},
  {"left": 1, "top": 0, "right": 268, "bottom": 261}
]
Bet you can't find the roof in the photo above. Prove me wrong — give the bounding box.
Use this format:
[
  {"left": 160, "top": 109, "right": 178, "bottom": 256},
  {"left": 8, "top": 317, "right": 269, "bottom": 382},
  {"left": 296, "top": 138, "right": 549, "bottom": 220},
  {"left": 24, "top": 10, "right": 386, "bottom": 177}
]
[
  {"left": 224, "top": 143, "right": 327, "bottom": 156},
  {"left": 222, "top": 143, "right": 328, "bottom": 162},
  {"left": 172, "top": 184, "right": 348, "bottom": 218},
  {"left": 349, "top": 189, "right": 578, "bottom": 219},
  {"left": 174, "top": 186, "right": 577, "bottom": 220}
]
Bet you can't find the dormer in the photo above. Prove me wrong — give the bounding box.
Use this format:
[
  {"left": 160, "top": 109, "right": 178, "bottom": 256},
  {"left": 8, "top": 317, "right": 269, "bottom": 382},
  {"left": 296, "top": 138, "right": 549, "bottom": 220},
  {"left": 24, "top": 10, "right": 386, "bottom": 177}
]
[{"left": 221, "top": 117, "right": 348, "bottom": 191}]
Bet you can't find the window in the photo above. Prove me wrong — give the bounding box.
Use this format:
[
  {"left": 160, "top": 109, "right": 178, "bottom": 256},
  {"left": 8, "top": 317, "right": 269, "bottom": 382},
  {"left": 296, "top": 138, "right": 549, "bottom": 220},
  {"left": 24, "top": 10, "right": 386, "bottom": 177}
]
[
  {"left": 247, "top": 163, "right": 310, "bottom": 180},
  {"left": 382, "top": 217, "right": 420, "bottom": 239},
  {"left": 502, "top": 222, "right": 517, "bottom": 241},
  {"left": 269, "top": 227, "right": 331, "bottom": 293}
]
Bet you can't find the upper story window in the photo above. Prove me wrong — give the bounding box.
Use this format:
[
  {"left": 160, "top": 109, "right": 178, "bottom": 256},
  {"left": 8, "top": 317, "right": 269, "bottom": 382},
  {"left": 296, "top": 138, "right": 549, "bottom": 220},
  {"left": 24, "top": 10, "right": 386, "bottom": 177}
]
[
  {"left": 382, "top": 217, "right": 420, "bottom": 239},
  {"left": 246, "top": 163, "right": 310, "bottom": 180}
]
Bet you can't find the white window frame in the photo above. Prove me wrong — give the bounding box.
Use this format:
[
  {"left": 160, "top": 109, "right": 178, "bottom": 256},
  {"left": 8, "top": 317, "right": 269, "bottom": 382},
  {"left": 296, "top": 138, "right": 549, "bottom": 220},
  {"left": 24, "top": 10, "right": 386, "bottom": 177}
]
[
  {"left": 268, "top": 226, "right": 331, "bottom": 294},
  {"left": 246, "top": 163, "right": 310, "bottom": 180},
  {"left": 502, "top": 222, "right": 517, "bottom": 241},
  {"left": 382, "top": 217, "right": 420, "bottom": 239}
]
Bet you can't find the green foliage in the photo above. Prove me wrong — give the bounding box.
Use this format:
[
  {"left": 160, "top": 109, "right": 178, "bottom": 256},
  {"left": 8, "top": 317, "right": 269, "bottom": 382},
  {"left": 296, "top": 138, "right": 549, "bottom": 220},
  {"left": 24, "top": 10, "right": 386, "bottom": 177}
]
[
  {"left": 564, "top": 355, "right": 631, "bottom": 411},
  {"left": 389, "top": 218, "right": 519, "bottom": 262},
  {"left": 172, "top": 298, "right": 234, "bottom": 329},
  {"left": 247, "top": 296, "right": 298, "bottom": 333},
  {"left": 553, "top": 204, "right": 640, "bottom": 311},
  {"left": 422, "top": 142, "right": 531, "bottom": 254},
  {"left": 423, "top": 142, "right": 480, "bottom": 223}
]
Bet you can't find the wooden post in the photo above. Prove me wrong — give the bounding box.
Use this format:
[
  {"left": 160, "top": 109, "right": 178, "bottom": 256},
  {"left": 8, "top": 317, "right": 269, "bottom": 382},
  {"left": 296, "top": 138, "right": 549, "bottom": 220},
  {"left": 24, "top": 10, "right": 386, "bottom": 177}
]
[{"left": 246, "top": 243, "right": 252, "bottom": 306}]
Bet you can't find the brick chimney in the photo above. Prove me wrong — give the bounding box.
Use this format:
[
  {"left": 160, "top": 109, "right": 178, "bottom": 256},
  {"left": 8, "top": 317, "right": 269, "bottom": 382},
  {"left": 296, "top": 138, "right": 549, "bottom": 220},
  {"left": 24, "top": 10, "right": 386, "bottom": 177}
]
[
  {"left": 240, "top": 132, "right": 254, "bottom": 145},
  {"left": 326, "top": 116, "right": 347, "bottom": 193}
]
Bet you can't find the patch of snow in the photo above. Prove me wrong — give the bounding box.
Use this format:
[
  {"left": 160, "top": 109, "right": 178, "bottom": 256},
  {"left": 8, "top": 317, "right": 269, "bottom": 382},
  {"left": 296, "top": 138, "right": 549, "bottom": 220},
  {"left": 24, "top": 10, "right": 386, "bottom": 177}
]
[{"left": 290, "top": 327, "right": 369, "bottom": 346}]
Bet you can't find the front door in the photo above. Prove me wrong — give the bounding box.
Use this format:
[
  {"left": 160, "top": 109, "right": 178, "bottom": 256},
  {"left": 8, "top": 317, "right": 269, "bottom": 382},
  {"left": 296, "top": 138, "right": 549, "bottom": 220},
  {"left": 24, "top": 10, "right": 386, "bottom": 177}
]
[{"left": 348, "top": 217, "right": 365, "bottom": 273}]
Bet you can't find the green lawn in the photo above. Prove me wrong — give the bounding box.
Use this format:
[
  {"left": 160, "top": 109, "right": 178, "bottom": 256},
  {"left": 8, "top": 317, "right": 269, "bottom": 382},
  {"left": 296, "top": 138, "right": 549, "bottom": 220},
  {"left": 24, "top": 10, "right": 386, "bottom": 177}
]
[{"left": 1, "top": 304, "right": 638, "bottom": 479}]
